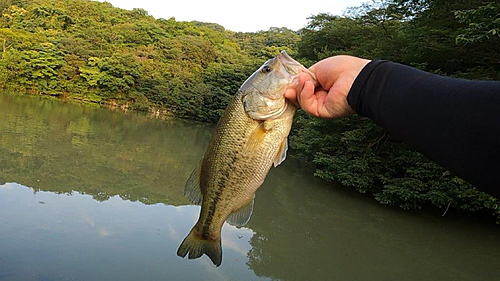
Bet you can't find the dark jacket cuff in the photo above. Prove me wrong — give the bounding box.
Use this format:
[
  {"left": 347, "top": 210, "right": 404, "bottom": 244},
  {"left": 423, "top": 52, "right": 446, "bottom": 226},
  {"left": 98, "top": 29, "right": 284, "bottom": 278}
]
[{"left": 346, "top": 59, "right": 389, "bottom": 117}]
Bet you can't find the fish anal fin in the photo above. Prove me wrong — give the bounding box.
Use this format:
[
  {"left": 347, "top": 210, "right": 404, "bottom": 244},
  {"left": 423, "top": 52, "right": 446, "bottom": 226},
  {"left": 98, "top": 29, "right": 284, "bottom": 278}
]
[
  {"left": 177, "top": 228, "right": 222, "bottom": 267},
  {"left": 184, "top": 162, "right": 203, "bottom": 205},
  {"left": 273, "top": 137, "right": 288, "bottom": 167},
  {"left": 226, "top": 196, "right": 254, "bottom": 227}
]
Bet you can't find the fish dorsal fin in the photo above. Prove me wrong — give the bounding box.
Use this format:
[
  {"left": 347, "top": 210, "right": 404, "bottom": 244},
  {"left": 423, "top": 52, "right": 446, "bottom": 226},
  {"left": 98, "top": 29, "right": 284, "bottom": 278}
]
[
  {"left": 184, "top": 162, "right": 203, "bottom": 205},
  {"left": 226, "top": 196, "right": 254, "bottom": 227},
  {"left": 273, "top": 137, "right": 288, "bottom": 167},
  {"left": 243, "top": 121, "right": 271, "bottom": 154}
]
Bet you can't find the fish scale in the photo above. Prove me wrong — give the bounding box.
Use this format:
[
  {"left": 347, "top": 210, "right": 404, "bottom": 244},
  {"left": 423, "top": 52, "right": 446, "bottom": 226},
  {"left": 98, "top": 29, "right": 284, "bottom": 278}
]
[
  {"left": 199, "top": 97, "right": 287, "bottom": 232},
  {"left": 177, "top": 51, "right": 314, "bottom": 266}
]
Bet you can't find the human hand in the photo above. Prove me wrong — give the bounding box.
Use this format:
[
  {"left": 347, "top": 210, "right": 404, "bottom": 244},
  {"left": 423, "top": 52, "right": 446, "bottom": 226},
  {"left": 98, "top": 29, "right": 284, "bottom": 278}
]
[{"left": 285, "top": 55, "right": 371, "bottom": 118}]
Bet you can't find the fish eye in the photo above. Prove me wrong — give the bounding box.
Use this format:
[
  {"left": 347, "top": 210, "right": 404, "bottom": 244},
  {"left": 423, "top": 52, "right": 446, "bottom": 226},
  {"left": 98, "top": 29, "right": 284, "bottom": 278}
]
[{"left": 261, "top": 65, "right": 272, "bottom": 73}]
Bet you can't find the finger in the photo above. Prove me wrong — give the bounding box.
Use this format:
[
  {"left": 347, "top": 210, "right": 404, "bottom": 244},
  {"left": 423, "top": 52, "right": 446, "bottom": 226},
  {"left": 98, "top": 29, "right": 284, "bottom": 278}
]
[
  {"left": 298, "top": 72, "right": 311, "bottom": 90},
  {"left": 295, "top": 74, "right": 306, "bottom": 106},
  {"left": 298, "top": 80, "right": 318, "bottom": 116},
  {"left": 308, "top": 57, "right": 340, "bottom": 90},
  {"left": 315, "top": 90, "right": 330, "bottom": 118},
  {"left": 308, "top": 62, "right": 318, "bottom": 73},
  {"left": 307, "top": 64, "right": 320, "bottom": 86},
  {"left": 285, "top": 73, "right": 310, "bottom": 106},
  {"left": 284, "top": 88, "right": 296, "bottom": 100},
  {"left": 284, "top": 88, "right": 298, "bottom": 106}
]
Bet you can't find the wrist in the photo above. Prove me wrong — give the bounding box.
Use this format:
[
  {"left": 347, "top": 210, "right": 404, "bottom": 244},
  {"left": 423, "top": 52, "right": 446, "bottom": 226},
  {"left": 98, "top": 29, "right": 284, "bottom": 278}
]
[{"left": 346, "top": 59, "right": 380, "bottom": 116}]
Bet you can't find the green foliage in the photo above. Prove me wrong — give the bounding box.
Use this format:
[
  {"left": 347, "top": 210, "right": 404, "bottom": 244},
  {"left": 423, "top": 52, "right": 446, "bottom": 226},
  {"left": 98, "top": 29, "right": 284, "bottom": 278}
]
[
  {"left": 291, "top": 111, "right": 500, "bottom": 221},
  {"left": 0, "top": 0, "right": 278, "bottom": 118},
  {"left": 3, "top": 41, "right": 64, "bottom": 93},
  {"left": 292, "top": 0, "right": 500, "bottom": 222},
  {"left": 233, "top": 27, "right": 300, "bottom": 60},
  {"left": 455, "top": 2, "right": 500, "bottom": 44},
  {"left": 1, "top": 0, "right": 498, "bottom": 222}
]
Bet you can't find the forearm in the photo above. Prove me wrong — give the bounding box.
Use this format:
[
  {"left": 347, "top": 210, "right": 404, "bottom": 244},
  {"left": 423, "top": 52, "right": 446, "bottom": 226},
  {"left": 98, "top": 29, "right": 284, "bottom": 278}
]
[{"left": 347, "top": 60, "right": 500, "bottom": 197}]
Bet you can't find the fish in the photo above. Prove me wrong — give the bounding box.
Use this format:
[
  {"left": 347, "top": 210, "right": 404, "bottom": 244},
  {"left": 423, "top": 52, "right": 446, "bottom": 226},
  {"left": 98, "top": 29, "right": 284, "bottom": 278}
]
[{"left": 177, "top": 51, "right": 316, "bottom": 266}]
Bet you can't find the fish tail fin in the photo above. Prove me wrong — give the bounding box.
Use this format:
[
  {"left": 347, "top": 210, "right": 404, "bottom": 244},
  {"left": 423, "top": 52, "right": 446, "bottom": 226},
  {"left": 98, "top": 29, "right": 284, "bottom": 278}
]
[{"left": 177, "top": 228, "right": 222, "bottom": 267}]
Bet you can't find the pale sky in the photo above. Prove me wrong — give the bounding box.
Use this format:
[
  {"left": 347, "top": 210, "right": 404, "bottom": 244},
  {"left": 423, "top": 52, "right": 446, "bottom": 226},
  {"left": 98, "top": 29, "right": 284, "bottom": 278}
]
[{"left": 99, "top": 0, "right": 367, "bottom": 32}]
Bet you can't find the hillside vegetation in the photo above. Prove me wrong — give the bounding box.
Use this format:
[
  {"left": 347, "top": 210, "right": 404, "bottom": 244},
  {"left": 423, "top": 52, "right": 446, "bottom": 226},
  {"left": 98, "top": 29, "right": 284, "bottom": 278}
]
[{"left": 1, "top": 0, "right": 499, "bottom": 221}]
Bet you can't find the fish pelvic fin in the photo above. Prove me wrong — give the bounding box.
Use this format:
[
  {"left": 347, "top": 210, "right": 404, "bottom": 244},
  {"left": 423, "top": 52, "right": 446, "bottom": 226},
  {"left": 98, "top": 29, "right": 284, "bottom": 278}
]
[
  {"left": 226, "top": 196, "right": 254, "bottom": 227},
  {"left": 184, "top": 162, "right": 203, "bottom": 205},
  {"left": 177, "top": 228, "right": 222, "bottom": 267}
]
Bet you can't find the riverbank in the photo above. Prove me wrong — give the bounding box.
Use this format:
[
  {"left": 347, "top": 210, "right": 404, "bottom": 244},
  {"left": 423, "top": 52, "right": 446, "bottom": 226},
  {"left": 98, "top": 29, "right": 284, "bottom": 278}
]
[
  {"left": 3, "top": 90, "right": 499, "bottom": 225},
  {"left": 7, "top": 87, "right": 177, "bottom": 120}
]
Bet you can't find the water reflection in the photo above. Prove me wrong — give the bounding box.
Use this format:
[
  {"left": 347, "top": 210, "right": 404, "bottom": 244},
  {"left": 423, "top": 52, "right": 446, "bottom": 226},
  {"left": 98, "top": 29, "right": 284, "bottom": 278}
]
[
  {"left": 0, "top": 183, "right": 258, "bottom": 281},
  {"left": 248, "top": 164, "right": 500, "bottom": 280},
  {"left": 1, "top": 93, "right": 499, "bottom": 281},
  {"left": 0, "top": 93, "right": 212, "bottom": 205}
]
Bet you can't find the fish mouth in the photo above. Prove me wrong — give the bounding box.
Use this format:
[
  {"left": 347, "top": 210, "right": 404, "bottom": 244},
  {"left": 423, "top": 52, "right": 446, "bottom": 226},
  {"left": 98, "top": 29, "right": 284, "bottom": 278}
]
[
  {"left": 277, "top": 51, "right": 300, "bottom": 75},
  {"left": 278, "top": 50, "right": 317, "bottom": 81},
  {"left": 278, "top": 50, "right": 295, "bottom": 63}
]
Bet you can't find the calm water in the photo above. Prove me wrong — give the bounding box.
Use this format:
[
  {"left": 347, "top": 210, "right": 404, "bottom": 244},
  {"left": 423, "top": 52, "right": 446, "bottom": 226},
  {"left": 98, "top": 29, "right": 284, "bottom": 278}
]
[{"left": 0, "top": 93, "right": 499, "bottom": 281}]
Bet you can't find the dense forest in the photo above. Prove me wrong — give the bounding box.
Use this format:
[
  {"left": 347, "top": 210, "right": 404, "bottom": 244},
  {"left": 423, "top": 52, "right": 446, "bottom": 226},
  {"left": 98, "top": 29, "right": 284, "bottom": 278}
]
[{"left": 1, "top": 0, "right": 499, "bottom": 221}]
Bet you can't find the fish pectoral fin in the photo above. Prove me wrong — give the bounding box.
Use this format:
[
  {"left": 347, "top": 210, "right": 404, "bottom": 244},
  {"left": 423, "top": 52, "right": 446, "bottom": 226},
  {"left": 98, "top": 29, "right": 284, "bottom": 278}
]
[
  {"left": 226, "top": 196, "right": 254, "bottom": 227},
  {"left": 273, "top": 137, "right": 288, "bottom": 167},
  {"left": 243, "top": 121, "right": 271, "bottom": 153},
  {"left": 184, "top": 162, "right": 203, "bottom": 205}
]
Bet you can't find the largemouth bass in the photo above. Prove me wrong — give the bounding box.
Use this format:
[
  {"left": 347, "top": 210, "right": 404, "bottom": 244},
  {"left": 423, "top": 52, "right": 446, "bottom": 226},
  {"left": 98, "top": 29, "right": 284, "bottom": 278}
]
[{"left": 177, "top": 51, "right": 316, "bottom": 266}]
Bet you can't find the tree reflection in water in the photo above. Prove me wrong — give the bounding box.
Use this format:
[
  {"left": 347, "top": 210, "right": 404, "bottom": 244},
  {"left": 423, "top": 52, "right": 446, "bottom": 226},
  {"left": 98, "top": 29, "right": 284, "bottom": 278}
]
[{"left": 1, "top": 93, "right": 499, "bottom": 281}]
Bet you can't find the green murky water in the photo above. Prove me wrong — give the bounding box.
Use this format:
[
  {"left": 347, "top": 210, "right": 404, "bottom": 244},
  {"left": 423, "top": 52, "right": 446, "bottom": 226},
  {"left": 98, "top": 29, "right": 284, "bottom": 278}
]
[{"left": 0, "top": 93, "right": 499, "bottom": 281}]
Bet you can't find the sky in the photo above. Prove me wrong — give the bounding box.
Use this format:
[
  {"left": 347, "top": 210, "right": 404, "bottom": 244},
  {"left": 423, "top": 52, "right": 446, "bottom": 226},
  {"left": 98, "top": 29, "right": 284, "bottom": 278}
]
[{"left": 99, "top": 0, "right": 367, "bottom": 32}]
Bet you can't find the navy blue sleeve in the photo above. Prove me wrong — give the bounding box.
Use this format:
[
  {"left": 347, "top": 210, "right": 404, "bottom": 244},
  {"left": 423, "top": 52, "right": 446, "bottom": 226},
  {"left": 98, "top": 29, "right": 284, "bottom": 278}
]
[{"left": 347, "top": 60, "right": 500, "bottom": 198}]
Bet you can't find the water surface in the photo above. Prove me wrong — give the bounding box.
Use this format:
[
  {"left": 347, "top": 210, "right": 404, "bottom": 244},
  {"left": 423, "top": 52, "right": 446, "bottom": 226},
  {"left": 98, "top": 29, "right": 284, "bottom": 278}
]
[{"left": 0, "top": 93, "right": 499, "bottom": 281}]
